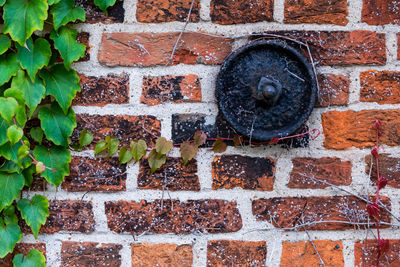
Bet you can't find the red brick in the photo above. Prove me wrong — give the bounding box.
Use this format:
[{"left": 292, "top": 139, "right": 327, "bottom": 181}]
[
  {"left": 284, "top": 0, "right": 348, "bottom": 25},
  {"left": 105, "top": 199, "right": 242, "bottom": 234},
  {"left": 212, "top": 155, "right": 275, "bottom": 191},
  {"left": 73, "top": 73, "right": 129, "bottom": 106},
  {"left": 141, "top": 74, "right": 201, "bottom": 106},
  {"left": 362, "top": 0, "right": 400, "bottom": 25},
  {"left": 0, "top": 243, "right": 46, "bottom": 267},
  {"left": 398, "top": 33, "right": 400, "bottom": 60},
  {"left": 281, "top": 240, "right": 344, "bottom": 267},
  {"left": 137, "top": 0, "right": 200, "bottom": 23},
  {"left": 98, "top": 32, "right": 233, "bottom": 67},
  {"left": 210, "top": 0, "right": 273, "bottom": 25},
  {"left": 354, "top": 239, "right": 400, "bottom": 266},
  {"left": 366, "top": 154, "right": 400, "bottom": 188},
  {"left": 252, "top": 196, "right": 391, "bottom": 230},
  {"left": 322, "top": 110, "right": 400, "bottom": 149},
  {"left": 207, "top": 240, "right": 266, "bottom": 266},
  {"left": 257, "top": 31, "right": 386, "bottom": 66},
  {"left": 77, "top": 32, "right": 90, "bottom": 61},
  {"left": 316, "top": 74, "right": 350, "bottom": 107},
  {"left": 76, "top": 0, "right": 124, "bottom": 24},
  {"left": 360, "top": 71, "right": 400, "bottom": 104},
  {"left": 22, "top": 200, "right": 95, "bottom": 234},
  {"left": 131, "top": 243, "right": 193, "bottom": 267},
  {"left": 73, "top": 114, "right": 161, "bottom": 147},
  {"left": 138, "top": 157, "right": 200, "bottom": 191},
  {"left": 288, "top": 157, "right": 352, "bottom": 189},
  {"left": 61, "top": 242, "right": 122, "bottom": 267},
  {"left": 63, "top": 156, "right": 127, "bottom": 192}
]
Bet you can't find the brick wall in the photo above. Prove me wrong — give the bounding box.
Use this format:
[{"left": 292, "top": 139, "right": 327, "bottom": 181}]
[{"left": 10, "top": 0, "right": 400, "bottom": 266}]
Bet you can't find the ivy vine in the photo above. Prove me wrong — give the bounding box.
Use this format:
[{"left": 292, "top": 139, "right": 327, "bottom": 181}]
[{"left": 0, "top": 0, "right": 120, "bottom": 266}]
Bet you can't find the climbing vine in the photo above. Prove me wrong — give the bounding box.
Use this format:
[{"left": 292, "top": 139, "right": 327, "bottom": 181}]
[{"left": 0, "top": 0, "right": 120, "bottom": 266}]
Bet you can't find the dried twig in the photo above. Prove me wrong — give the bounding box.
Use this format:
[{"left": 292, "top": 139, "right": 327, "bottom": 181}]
[{"left": 303, "top": 220, "right": 325, "bottom": 267}]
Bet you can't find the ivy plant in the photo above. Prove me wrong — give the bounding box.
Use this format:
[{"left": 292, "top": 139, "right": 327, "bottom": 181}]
[{"left": 0, "top": 0, "right": 119, "bottom": 265}]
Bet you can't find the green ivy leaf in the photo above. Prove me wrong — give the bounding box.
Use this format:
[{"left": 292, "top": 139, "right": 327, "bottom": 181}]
[
  {"left": 0, "top": 53, "right": 20, "bottom": 86},
  {"left": 0, "top": 0, "right": 5, "bottom": 6},
  {"left": 4, "top": 88, "right": 25, "bottom": 105},
  {"left": 148, "top": 149, "right": 166, "bottom": 174},
  {"left": 13, "top": 249, "right": 46, "bottom": 267},
  {"left": 180, "top": 141, "right": 198, "bottom": 165},
  {"left": 33, "top": 145, "right": 71, "bottom": 186},
  {"left": 11, "top": 70, "right": 46, "bottom": 117},
  {"left": 17, "top": 144, "right": 30, "bottom": 161},
  {"left": 23, "top": 165, "right": 36, "bottom": 187},
  {"left": 0, "top": 35, "right": 11, "bottom": 55},
  {"left": 0, "top": 141, "right": 25, "bottom": 164},
  {"left": 106, "top": 136, "right": 119, "bottom": 158},
  {"left": 38, "top": 102, "right": 76, "bottom": 147},
  {"left": 50, "top": 27, "right": 86, "bottom": 69},
  {"left": 30, "top": 127, "right": 44, "bottom": 145},
  {"left": 35, "top": 161, "right": 45, "bottom": 174},
  {"left": 48, "top": 0, "right": 61, "bottom": 5},
  {"left": 155, "top": 137, "right": 173, "bottom": 156},
  {"left": 0, "top": 218, "right": 22, "bottom": 258},
  {"left": 17, "top": 38, "right": 51, "bottom": 81},
  {"left": 0, "top": 160, "right": 22, "bottom": 174},
  {"left": 79, "top": 129, "right": 93, "bottom": 147},
  {"left": 39, "top": 64, "right": 81, "bottom": 114},
  {"left": 130, "top": 140, "right": 147, "bottom": 162},
  {"left": 3, "top": 206, "right": 19, "bottom": 225},
  {"left": 7, "top": 125, "right": 23, "bottom": 145},
  {"left": 0, "top": 118, "right": 9, "bottom": 146},
  {"left": 17, "top": 195, "right": 49, "bottom": 238},
  {"left": 0, "top": 97, "right": 18, "bottom": 123},
  {"left": 119, "top": 146, "right": 132, "bottom": 164},
  {"left": 94, "top": 140, "right": 108, "bottom": 156},
  {"left": 0, "top": 172, "right": 25, "bottom": 211},
  {"left": 51, "top": 0, "right": 85, "bottom": 30},
  {"left": 3, "top": 0, "right": 48, "bottom": 45},
  {"left": 94, "top": 0, "right": 116, "bottom": 15},
  {"left": 14, "top": 105, "right": 27, "bottom": 127}
]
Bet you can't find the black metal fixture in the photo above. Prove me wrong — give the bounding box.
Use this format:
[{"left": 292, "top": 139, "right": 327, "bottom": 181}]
[{"left": 216, "top": 39, "right": 317, "bottom": 141}]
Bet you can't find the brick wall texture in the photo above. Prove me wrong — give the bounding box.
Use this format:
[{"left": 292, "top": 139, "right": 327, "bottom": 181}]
[{"left": 9, "top": 0, "right": 400, "bottom": 266}]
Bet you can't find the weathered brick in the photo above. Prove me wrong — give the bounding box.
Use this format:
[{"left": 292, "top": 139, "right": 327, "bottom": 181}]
[
  {"left": 61, "top": 242, "right": 122, "bottom": 267},
  {"left": 212, "top": 155, "right": 275, "bottom": 191},
  {"left": 360, "top": 71, "right": 400, "bottom": 104},
  {"left": 210, "top": 0, "right": 273, "bottom": 25},
  {"left": 322, "top": 110, "right": 400, "bottom": 149},
  {"left": 288, "top": 157, "right": 352, "bottom": 189},
  {"left": 138, "top": 157, "right": 200, "bottom": 191},
  {"left": 131, "top": 243, "right": 193, "bottom": 267},
  {"left": 366, "top": 154, "right": 400, "bottom": 188},
  {"left": 362, "top": 0, "right": 400, "bottom": 25},
  {"left": 136, "top": 0, "right": 200, "bottom": 23},
  {"left": 317, "top": 74, "right": 350, "bottom": 107},
  {"left": 141, "top": 74, "right": 201, "bottom": 106},
  {"left": 255, "top": 31, "right": 386, "bottom": 66},
  {"left": 0, "top": 243, "right": 46, "bottom": 267},
  {"left": 63, "top": 156, "right": 127, "bottom": 192},
  {"left": 398, "top": 33, "right": 400, "bottom": 60},
  {"left": 281, "top": 240, "right": 344, "bottom": 266},
  {"left": 354, "top": 239, "right": 400, "bottom": 266},
  {"left": 77, "top": 32, "right": 90, "bottom": 61},
  {"left": 98, "top": 32, "right": 233, "bottom": 66},
  {"left": 105, "top": 199, "right": 242, "bottom": 234},
  {"left": 73, "top": 73, "right": 129, "bottom": 106},
  {"left": 23, "top": 200, "right": 95, "bottom": 234},
  {"left": 76, "top": 0, "right": 124, "bottom": 24},
  {"left": 284, "top": 0, "right": 348, "bottom": 25},
  {"left": 72, "top": 114, "right": 161, "bottom": 147},
  {"left": 252, "top": 196, "right": 391, "bottom": 230},
  {"left": 207, "top": 240, "right": 266, "bottom": 267}
]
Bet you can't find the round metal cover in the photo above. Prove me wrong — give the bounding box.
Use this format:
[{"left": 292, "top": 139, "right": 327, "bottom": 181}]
[{"left": 216, "top": 40, "right": 317, "bottom": 141}]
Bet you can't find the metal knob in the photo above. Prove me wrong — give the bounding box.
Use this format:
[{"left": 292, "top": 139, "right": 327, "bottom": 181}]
[{"left": 253, "top": 77, "right": 282, "bottom": 106}]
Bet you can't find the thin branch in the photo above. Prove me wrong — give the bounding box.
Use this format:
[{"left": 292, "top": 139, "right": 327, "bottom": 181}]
[{"left": 304, "top": 225, "right": 325, "bottom": 267}]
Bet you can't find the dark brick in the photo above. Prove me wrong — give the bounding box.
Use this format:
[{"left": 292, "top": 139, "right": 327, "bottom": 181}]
[
  {"left": 105, "top": 199, "right": 242, "bottom": 234},
  {"left": 317, "top": 74, "right": 350, "bottom": 107},
  {"left": 138, "top": 157, "right": 200, "bottom": 191},
  {"left": 76, "top": 0, "right": 124, "bottom": 24},
  {"left": 362, "top": 0, "right": 400, "bottom": 25},
  {"left": 0, "top": 243, "right": 46, "bottom": 267},
  {"left": 77, "top": 32, "right": 90, "bottom": 62},
  {"left": 366, "top": 154, "right": 400, "bottom": 188},
  {"left": 212, "top": 155, "right": 275, "bottom": 191},
  {"left": 354, "top": 239, "right": 400, "bottom": 266}
]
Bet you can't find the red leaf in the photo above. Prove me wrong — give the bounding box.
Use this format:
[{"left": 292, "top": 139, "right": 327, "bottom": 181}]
[
  {"left": 270, "top": 137, "right": 279, "bottom": 144},
  {"left": 379, "top": 239, "right": 390, "bottom": 254},
  {"left": 371, "top": 147, "right": 379, "bottom": 157},
  {"left": 367, "top": 203, "right": 380, "bottom": 218},
  {"left": 377, "top": 177, "right": 388, "bottom": 190}
]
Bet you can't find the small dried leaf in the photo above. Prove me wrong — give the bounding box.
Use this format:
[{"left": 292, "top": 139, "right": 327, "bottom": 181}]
[
  {"left": 35, "top": 162, "right": 45, "bottom": 174},
  {"left": 155, "top": 137, "right": 172, "bottom": 155},
  {"left": 233, "top": 135, "right": 243, "bottom": 147},
  {"left": 193, "top": 130, "right": 207, "bottom": 147},
  {"left": 180, "top": 141, "right": 198, "bottom": 165},
  {"left": 131, "top": 139, "right": 147, "bottom": 162},
  {"left": 212, "top": 138, "right": 227, "bottom": 153},
  {"left": 148, "top": 149, "right": 166, "bottom": 173}
]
